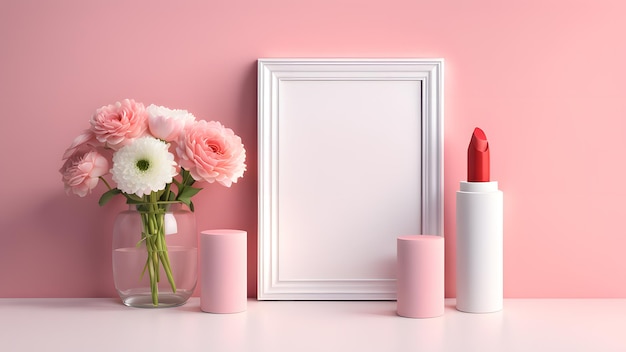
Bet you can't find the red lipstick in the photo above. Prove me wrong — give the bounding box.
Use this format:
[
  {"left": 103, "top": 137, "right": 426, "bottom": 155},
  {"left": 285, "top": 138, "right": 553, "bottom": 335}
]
[
  {"left": 457, "top": 126, "right": 503, "bottom": 313},
  {"left": 467, "top": 127, "right": 490, "bottom": 182}
]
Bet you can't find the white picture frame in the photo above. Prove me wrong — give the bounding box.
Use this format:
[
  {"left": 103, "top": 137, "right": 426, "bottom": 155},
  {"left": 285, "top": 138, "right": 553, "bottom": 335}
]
[{"left": 257, "top": 58, "right": 444, "bottom": 300}]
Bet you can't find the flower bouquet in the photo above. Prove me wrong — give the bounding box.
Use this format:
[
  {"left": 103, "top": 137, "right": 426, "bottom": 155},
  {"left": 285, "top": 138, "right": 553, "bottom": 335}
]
[{"left": 60, "top": 99, "right": 246, "bottom": 306}]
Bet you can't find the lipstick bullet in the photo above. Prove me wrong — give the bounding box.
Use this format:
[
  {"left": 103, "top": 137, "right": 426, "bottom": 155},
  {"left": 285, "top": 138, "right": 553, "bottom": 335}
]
[{"left": 467, "top": 127, "right": 490, "bottom": 182}]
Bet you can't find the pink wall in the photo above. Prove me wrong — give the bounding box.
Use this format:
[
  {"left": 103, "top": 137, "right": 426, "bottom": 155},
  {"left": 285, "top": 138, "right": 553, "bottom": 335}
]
[{"left": 1, "top": 0, "right": 625, "bottom": 298}]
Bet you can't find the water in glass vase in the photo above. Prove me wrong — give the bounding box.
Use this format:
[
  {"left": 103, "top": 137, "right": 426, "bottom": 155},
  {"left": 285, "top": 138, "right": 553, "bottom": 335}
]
[{"left": 113, "top": 246, "right": 198, "bottom": 308}]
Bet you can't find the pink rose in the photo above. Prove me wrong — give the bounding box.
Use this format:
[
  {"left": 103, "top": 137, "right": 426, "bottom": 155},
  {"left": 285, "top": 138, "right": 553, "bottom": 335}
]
[
  {"left": 60, "top": 150, "right": 109, "bottom": 197},
  {"left": 176, "top": 120, "right": 246, "bottom": 187},
  {"left": 146, "top": 104, "right": 196, "bottom": 142},
  {"left": 90, "top": 99, "right": 148, "bottom": 150},
  {"left": 62, "top": 129, "right": 101, "bottom": 160}
]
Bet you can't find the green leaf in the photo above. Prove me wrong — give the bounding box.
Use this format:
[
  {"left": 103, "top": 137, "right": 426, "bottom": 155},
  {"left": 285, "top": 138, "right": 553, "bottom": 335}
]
[
  {"left": 177, "top": 186, "right": 202, "bottom": 203},
  {"left": 178, "top": 197, "right": 191, "bottom": 207},
  {"left": 98, "top": 188, "right": 122, "bottom": 206},
  {"left": 176, "top": 186, "right": 202, "bottom": 212},
  {"left": 125, "top": 193, "right": 145, "bottom": 203}
]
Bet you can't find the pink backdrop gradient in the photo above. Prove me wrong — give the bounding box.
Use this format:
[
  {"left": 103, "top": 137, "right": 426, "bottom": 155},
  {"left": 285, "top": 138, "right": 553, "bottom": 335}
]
[{"left": 1, "top": 0, "right": 625, "bottom": 298}]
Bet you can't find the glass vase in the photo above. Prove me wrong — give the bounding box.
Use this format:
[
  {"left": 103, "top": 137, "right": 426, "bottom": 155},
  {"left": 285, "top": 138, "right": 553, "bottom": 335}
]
[{"left": 112, "top": 203, "right": 197, "bottom": 308}]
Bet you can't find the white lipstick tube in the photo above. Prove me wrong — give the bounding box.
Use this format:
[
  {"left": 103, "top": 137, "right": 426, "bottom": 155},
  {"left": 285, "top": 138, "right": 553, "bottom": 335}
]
[{"left": 456, "top": 181, "right": 503, "bottom": 313}]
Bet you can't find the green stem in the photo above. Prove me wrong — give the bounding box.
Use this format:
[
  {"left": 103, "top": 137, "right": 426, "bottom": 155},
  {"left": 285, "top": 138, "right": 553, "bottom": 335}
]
[
  {"left": 148, "top": 251, "right": 158, "bottom": 305},
  {"left": 163, "top": 183, "right": 172, "bottom": 201},
  {"left": 138, "top": 192, "right": 178, "bottom": 306},
  {"left": 141, "top": 210, "right": 159, "bottom": 306},
  {"left": 154, "top": 200, "right": 176, "bottom": 293},
  {"left": 99, "top": 176, "right": 113, "bottom": 191}
]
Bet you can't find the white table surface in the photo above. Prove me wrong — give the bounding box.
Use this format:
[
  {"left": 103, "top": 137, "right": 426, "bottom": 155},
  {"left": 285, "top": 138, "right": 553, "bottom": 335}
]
[{"left": 1, "top": 298, "right": 625, "bottom": 352}]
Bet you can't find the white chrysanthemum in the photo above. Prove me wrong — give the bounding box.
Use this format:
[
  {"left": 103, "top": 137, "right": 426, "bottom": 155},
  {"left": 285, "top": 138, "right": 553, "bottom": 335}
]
[{"left": 111, "top": 136, "right": 178, "bottom": 197}]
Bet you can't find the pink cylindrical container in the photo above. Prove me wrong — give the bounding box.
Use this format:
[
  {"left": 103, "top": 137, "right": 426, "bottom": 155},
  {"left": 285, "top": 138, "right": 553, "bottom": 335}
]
[
  {"left": 396, "top": 235, "right": 444, "bottom": 318},
  {"left": 200, "top": 229, "right": 247, "bottom": 313}
]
